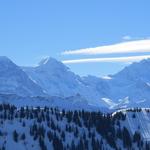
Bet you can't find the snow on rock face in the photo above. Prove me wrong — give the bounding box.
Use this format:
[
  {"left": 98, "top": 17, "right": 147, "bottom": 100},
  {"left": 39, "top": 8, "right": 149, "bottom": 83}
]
[
  {"left": 0, "top": 56, "right": 44, "bottom": 96},
  {"left": 40, "top": 57, "right": 70, "bottom": 73},
  {"left": 101, "top": 76, "right": 112, "bottom": 80},
  {"left": 23, "top": 57, "right": 82, "bottom": 97},
  {"left": 0, "top": 93, "right": 102, "bottom": 111},
  {"left": 113, "top": 58, "right": 150, "bottom": 83},
  {"left": 1, "top": 56, "right": 150, "bottom": 109},
  {"left": 22, "top": 58, "right": 108, "bottom": 106},
  {"left": 22, "top": 58, "right": 150, "bottom": 109}
]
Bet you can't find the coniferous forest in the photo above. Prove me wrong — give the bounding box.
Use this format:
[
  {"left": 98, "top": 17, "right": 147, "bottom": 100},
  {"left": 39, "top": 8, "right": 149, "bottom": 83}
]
[{"left": 0, "top": 104, "right": 149, "bottom": 150}]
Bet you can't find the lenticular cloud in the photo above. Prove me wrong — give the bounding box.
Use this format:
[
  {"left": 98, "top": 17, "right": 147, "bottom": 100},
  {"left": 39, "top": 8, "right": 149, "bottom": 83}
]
[
  {"left": 62, "top": 55, "right": 150, "bottom": 64},
  {"left": 62, "top": 39, "right": 150, "bottom": 55}
]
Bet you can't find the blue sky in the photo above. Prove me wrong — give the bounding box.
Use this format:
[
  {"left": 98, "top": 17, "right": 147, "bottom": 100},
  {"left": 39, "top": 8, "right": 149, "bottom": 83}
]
[{"left": 0, "top": 0, "right": 150, "bottom": 76}]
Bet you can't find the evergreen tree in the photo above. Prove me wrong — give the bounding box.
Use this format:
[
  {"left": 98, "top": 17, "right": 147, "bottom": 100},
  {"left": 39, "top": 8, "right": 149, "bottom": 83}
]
[
  {"left": 39, "top": 137, "right": 47, "bottom": 150},
  {"left": 21, "top": 133, "right": 26, "bottom": 140},
  {"left": 13, "top": 130, "right": 18, "bottom": 142},
  {"left": 122, "top": 127, "right": 132, "bottom": 148},
  {"left": 52, "top": 134, "right": 63, "bottom": 150}
]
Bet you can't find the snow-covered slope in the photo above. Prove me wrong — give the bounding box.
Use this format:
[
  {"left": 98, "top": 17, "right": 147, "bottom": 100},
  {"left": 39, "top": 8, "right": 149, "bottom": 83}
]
[
  {"left": 0, "top": 56, "right": 150, "bottom": 109},
  {"left": 22, "top": 57, "right": 83, "bottom": 97},
  {"left": 0, "top": 93, "right": 102, "bottom": 111},
  {"left": 113, "top": 108, "right": 150, "bottom": 142},
  {"left": 107, "top": 59, "right": 150, "bottom": 107},
  {"left": 0, "top": 104, "right": 113, "bottom": 150},
  {"left": 23, "top": 57, "right": 150, "bottom": 109},
  {"left": 22, "top": 57, "right": 107, "bottom": 106},
  {"left": 0, "top": 56, "right": 44, "bottom": 96},
  {"left": 113, "top": 59, "right": 150, "bottom": 83},
  {"left": 0, "top": 104, "right": 149, "bottom": 150}
]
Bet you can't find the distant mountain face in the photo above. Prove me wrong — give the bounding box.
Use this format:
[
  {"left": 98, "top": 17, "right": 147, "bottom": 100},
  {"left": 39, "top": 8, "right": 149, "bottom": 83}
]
[
  {"left": 0, "top": 56, "right": 44, "bottom": 96},
  {"left": 107, "top": 59, "right": 150, "bottom": 106},
  {"left": 0, "top": 56, "right": 150, "bottom": 110},
  {"left": 113, "top": 59, "right": 150, "bottom": 83},
  {"left": 22, "top": 57, "right": 82, "bottom": 97},
  {"left": 22, "top": 57, "right": 150, "bottom": 109},
  {"left": 22, "top": 57, "right": 109, "bottom": 106}
]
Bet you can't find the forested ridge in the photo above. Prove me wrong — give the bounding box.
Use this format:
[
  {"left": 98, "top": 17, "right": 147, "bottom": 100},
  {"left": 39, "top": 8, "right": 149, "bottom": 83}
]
[{"left": 0, "top": 104, "right": 149, "bottom": 150}]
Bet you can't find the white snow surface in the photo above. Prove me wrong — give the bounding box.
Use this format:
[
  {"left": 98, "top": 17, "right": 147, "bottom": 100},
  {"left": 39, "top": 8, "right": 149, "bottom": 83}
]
[
  {"left": 113, "top": 108, "right": 150, "bottom": 141},
  {"left": 0, "top": 56, "right": 150, "bottom": 109},
  {"left": 22, "top": 57, "right": 150, "bottom": 109},
  {"left": 0, "top": 106, "right": 113, "bottom": 150}
]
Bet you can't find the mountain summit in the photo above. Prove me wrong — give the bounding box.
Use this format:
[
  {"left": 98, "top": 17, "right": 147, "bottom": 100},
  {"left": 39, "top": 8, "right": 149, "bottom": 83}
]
[
  {"left": 23, "top": 57, "right": 85, "bottom": 98},
  {"left": 23, "top": 57, "right": 150, "bottom": 108},
  {"left": 38, "top": 57, "right": 69, "bottom": 70},
  {"left": 0, "top": 56, "right": 44, "bottom": 96},
  {"left": 113, "top": 58, "right": 150, "bottom": 83},
  {"left": 0, "top": 56, "right": 150, "bottom": 109}
]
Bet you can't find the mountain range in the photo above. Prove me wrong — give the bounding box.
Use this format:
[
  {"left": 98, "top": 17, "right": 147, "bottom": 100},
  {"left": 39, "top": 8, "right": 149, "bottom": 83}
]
[{"left": 0, "top": 56, "right": 150, "bottom": 110}]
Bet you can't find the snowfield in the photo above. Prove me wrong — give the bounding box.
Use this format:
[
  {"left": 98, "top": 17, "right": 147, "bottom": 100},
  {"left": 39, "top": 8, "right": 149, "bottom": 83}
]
[
  {"left": 0, "top": 56, "right": 150, "bottom": 149},
  {"left": 0, "top": 56, "right": 150, "bottom": 110},
  {"left": 22, "top": 57, "right": 150, "bottom": 109},
  {"left": 125, "top": 109, "right": 150, "bottom": 141},
  {"left": 112, "top": 108, "right": 150, "bottom": 142}
]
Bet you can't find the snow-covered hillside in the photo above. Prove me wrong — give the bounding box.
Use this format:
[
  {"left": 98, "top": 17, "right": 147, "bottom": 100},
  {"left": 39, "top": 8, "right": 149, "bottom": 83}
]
[
  {"left": 0, "top": 93, "right": 102, "bottom": 112},
  {"left": 23, "top": 57, "right": 150, "bottom": 109},
  {"left": 0, "top": 56, "right": 150, "bottom": 109},
  {"left": 115, "top": 108, "right": 150, "bottom": 142},
  {"left": 22, "top": 57, "right": 106, "bottom": 106},
  {"left": 22, "top": 57, "right": 84, "bottom": 97},
  {"left": 0, "top": 104, "right": 149, "bottom": 150},
  {"left": 0, "top": 56, "right": 44, "bottom": 96},
  {"left": 108, "top": 59, "right": 150, "bottom": 104}
]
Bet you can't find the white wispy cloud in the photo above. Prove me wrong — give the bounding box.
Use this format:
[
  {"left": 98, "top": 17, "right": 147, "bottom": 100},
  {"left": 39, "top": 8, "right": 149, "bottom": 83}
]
[
  {"left": 62, "top": 55, "right": 150, "bottom": 64},
  {"left": 62, "top": 39, "right": 150, "bottom": 55}
]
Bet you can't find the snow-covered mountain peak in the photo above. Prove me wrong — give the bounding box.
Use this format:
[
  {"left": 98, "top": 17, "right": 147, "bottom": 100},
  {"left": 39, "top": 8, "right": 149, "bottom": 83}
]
[
  {"left": 0, "top": 56, "right": 12, "bottom": 62},
  {"left": 113, "top": 58, "right": 150, "bottom": 83},
  {"left": 0, "top": 56, "right": 18, "bottom": 68},
  {"left": 1, "top": 56, "right": 150, "bottom": 110},
  {"left": 0, "top": 56, "right": 22, "bottom": 76},
  {"left": 0, "top": 56, "right": 45, "bottom": 96},
  {"left": 140, "top": 58, "right": 150, "bottom": 64},
  {"left": 38, "top": 57, "right": 57, "bottom": 66},
  {"left": 38, "top": 56, "right": 69, "bottom": 71}
]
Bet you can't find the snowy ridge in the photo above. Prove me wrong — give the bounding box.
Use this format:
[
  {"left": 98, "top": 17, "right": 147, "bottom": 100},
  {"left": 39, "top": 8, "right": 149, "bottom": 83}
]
[
  {"left": 113, "top": 108, "right": 150, "bottom": 142},
  {"left": 0, "top": 56, "right": 44, "bottom": 96},
  {"left": 0, "top": 104, "right": 149, "bottom": 150},
  {"left": 0, "top": 94, "right": 102, "bottom": 111},
  {"left": 23, "top": 57, "right": 150, "bottom": 109},
  {"left": 0, "top": 56, "right": 150, "bottom": 110},
  {"left": 126, "top": 109, "right": 150, "bottom": 141}
]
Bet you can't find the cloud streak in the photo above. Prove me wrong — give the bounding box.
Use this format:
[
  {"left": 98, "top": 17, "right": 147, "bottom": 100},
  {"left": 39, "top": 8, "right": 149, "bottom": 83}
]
[
  {"left": 62, "top": 39, "right": 150, "bottom": 55},
  {"left": 62, "top": 55, "right": 150, "bottom": 64}
]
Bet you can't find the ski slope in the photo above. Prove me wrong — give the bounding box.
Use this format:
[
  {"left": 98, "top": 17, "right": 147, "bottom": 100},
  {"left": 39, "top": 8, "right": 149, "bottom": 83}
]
[{"left": 126, "top": 109, "right": 150, "bottom": 141}]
